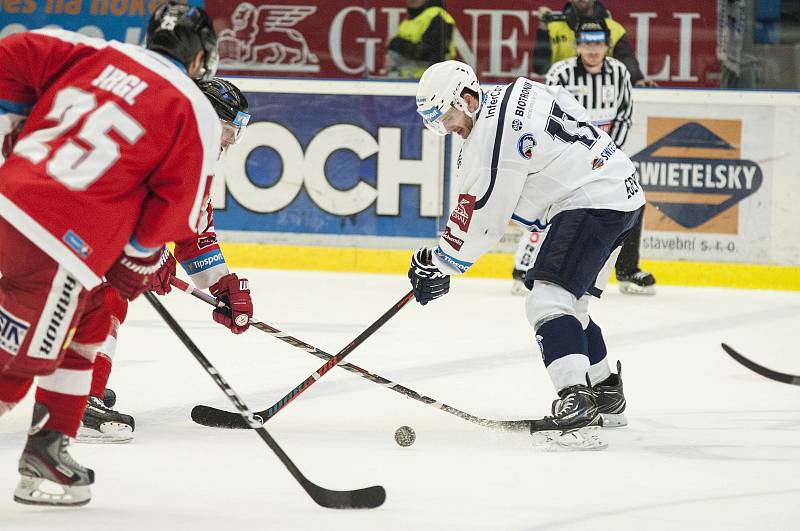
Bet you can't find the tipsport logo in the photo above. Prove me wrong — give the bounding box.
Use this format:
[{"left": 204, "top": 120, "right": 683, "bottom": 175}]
[{"left": 631, "top": 118, "right": 763, "bottom": 234}]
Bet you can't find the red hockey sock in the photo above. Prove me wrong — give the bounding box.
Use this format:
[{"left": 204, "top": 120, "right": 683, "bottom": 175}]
[
  {"left": 35, "top": 349, "right": 93, "bottom": 437},
  {"left": 90, "top": 354, "right": 112, "bottom": 399}
]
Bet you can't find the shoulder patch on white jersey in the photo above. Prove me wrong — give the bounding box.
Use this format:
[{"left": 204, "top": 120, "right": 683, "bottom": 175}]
[{"left": 517, "top": 133, "right": 536, "bottom": 159}]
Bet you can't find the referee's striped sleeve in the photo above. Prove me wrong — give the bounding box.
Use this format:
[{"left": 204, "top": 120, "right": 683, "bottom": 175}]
[
  {"left": 544, "top": 59, "right": 571, "bottom": 87},
  {"left": 609, "top": 64, "right": 633, "bottom": 148}
]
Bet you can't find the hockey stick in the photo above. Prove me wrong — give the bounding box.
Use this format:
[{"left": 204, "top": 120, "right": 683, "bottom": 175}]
[
  {"left": 171, "top": 277, "right": 532, "bottom": 432},
  {"left": 143, "top": 292, "right": 386, "bottom": 509},
  {"left": 721, "top": 343, "right": 800, "bottom": 385}
]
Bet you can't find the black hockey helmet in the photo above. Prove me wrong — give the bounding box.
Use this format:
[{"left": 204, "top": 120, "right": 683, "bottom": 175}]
[
  {"left": 145, "top": 2, "right": 219, "bottom": 81},
  {"left": 198, "top": 78, "right": 251, "bottom": 142}
]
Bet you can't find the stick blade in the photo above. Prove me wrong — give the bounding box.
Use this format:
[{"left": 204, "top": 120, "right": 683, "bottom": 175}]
[
  {"left": 306, "top": 482, "right": 386, "bottom": 509},
  {"left": 721, "top": 343, "right": 800, "bottom": 385},
  {"left": 191, "top": 405, "right": 257, "bottom": 429}
]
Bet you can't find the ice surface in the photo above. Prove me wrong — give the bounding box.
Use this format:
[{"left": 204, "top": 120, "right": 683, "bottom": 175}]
[{"left": 1, "top": 269, "right": 799, "bottom": 530}]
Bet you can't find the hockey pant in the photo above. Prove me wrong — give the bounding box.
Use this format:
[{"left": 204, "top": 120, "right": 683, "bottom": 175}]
[{"left": 0, "top": 218, "right": 108, "bottom": 437}]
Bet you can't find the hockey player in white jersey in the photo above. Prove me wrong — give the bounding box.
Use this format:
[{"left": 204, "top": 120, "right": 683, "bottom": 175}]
[{"left": 409, "top": 60, "right": 644, "bottom": 449}]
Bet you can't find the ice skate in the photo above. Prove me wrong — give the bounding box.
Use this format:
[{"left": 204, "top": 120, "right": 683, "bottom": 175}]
[
  {"left": 530, "top": 383, "right": 607, "bottom": 451},
  {"left": 511, "top": 268, "right": 528, "bottom": 296},
  {"left": 616, "top": 269, "right": 656, "bottom": 295},
  {"left": 76, "top": 395, "right": 134, "bottom": 444},
  {"left": 14, "top": 404, "right": 94, "bottom": 506},
  {"left": 594, "top": 361, "right": 627, "bottom": 427}
]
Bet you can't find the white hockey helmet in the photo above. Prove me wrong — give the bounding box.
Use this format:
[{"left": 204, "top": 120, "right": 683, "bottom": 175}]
[{"left": 416, "top": 60, "right": 481, "bottom": 136}]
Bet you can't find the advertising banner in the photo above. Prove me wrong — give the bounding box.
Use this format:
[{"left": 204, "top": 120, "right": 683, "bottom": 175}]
[
  {"left": 211, "top": 81, "right": 448, "bottom": 244},
  {"left": 205, "top": 0, "right": 718, "bottom": 87},
  {"left": 0, "top": 1, "right": 717, "bottom": 87},
  {"left": 625, "top": 95, "right": 774, "bottom": 263},
  {"left": 0, "top": 0, "right": 203, "bottom": 43}
]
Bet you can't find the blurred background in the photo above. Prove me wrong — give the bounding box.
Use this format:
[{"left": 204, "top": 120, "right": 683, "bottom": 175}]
[{"left": 2, "top": 0, "right": 798, "bottom": 291}]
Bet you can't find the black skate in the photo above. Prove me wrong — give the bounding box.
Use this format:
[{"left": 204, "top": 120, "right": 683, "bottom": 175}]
[
  {"left": 594, "top": 361, "right": 627, "bottom": 427},
  {"left": 76, "top": 395, "right": 135, "bottom": 444},
  {"left": 530, "top": 382, "right": 606, "bottom": 450},
  {"left": 616, "top": 269, "right": 656, "bottom": 295},
  {"left": 14, "top": 404, "right": 94, "bottom": 506},
  {"left": 511, "top": 268, "right": 528, "bottom": 296}
]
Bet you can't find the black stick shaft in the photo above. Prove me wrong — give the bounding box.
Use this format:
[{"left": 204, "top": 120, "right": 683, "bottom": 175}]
[
  {"left": 143, "top": 292, "right": 385, "bottom": 509},
  {"left": 172, "top": 278, "right": 531, "bottom": 431},
  {"left": 260, "top": 290, "right": 414, "bottom": 420}
]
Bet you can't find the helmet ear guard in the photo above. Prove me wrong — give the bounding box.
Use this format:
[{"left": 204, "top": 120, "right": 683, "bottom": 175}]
[{"left": 415, "top": 61, "right": 482, "bottom": 136}]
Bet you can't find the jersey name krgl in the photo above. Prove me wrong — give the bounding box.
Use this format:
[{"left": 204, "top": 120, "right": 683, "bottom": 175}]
[{"left": 91, "top": 64, "right": 149, "bottom": 106}]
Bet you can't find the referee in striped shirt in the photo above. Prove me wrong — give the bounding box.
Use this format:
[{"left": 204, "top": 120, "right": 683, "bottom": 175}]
[
  {"left": 545, "top": 19, "right": 633, "bottom": 148},
  {"left": 512, "top": 19, "right": 655, "bottom": 295}
]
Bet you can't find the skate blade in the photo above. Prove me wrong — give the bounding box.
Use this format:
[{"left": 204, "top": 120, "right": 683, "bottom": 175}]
[
  {"left": 14, "top": 476, "right": 91, "bottom": 506},
  {"left": 618, "top": 282, "right": 655, "bottom": 295},
  {"left": 531, "top": 425, "right": 607, "bottom": 451},
  {"left": 76, "top": 423, "right": 134, "bottom": 444},
  {"left": 600, "top": 413, "right": 628, "bottom": 428}
]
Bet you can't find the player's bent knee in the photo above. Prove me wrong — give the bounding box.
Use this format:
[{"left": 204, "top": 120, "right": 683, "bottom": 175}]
[{"left": 526, "top": 281, "right": 578, "bottom": 331}]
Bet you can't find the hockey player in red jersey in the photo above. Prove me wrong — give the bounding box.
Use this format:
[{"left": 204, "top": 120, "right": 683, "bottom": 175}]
[
  {"left": 77, "top": 78, "right": 255, "bottom": 443},
  {"left": 0, "top": 2, "right": 221, "bottom": 506}
]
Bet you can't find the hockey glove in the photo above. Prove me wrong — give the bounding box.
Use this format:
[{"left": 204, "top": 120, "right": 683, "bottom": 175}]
[
  {"left": 149, "top": 249, "right": 177, "bottom": 296},
  {"left": 408, "top": 248, "right": 450, "bottom": 305},
  {"left": 209, "top": 273, "right": 253, "bottom": 334},
  {"left": 105, "top": 248, "right": 163, "bottom": 301}
]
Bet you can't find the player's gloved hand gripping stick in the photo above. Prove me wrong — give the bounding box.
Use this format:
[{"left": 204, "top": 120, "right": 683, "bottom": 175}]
[
  {"left": 408, "top": 247, "right": 450, "bottom": 305},
  {"left": 106, "top": 246, "right": 170, "bottom": 300}
]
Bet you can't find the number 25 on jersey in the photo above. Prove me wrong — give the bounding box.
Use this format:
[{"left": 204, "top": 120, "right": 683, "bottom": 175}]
[{"left": 14, "top": 86, "right": 144, "bottom": 191}]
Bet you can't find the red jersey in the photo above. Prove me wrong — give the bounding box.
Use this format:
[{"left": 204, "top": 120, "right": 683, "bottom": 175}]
[{"left": 0, "top": 29, "right": 221, "bottom": 289}]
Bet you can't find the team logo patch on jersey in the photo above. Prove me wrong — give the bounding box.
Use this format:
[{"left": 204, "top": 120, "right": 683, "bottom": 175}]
[
  {"left": 631, "top": 118, "right": 763, "bottom": 233},
  {"left": 517, "top": 133, "right": 536, "bottom": 159},
  {"left": 511, "top": 119, "right": 523, "bottom": 131},
  {"left": 441, "top": 227, "right": 464, "bottom": 251},
  {"left": 592, "top": 141, "right": 617, "bottom": 171},
  {"left": 62, "top": 230, "right": 92, "bottom": 259},
  {"left": 196, "top": 235, "right": 218, "bottom": 250},
  {"left": 449, "top": 194, "right": 476, "bottom": 232},
  {"left": 0, "top": 305, "right": 30, "bottom": 356}
]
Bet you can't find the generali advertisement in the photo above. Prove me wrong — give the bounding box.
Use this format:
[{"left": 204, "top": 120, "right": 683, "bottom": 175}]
[{"left": 0, "top": 0, "right": 718, "bottom": 87}]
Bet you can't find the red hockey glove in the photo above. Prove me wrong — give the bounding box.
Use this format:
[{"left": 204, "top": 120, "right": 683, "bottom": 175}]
[
  {"left": 150, "top": 249, "right": 177, "bottom": 296},
  {"left": 209, "top": 273, "right": 253, "bottom": 334},
  {"left": 105, "top": 249, "right": 163, "bottom": 301}
]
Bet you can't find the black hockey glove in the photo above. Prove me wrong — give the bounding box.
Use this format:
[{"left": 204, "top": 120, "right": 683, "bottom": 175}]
[{"left": 408, "top": 248, "right": 450, "bottom": 305}]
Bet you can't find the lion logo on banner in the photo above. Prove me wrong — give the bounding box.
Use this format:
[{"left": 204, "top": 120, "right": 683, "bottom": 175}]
[{"left": 218, "top": 3, "right": 320, "bottom": 71}]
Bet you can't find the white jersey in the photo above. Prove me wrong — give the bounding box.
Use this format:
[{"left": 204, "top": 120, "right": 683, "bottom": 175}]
[{"left": 433, "top": 77, "right": 645, "bottom": 276}]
